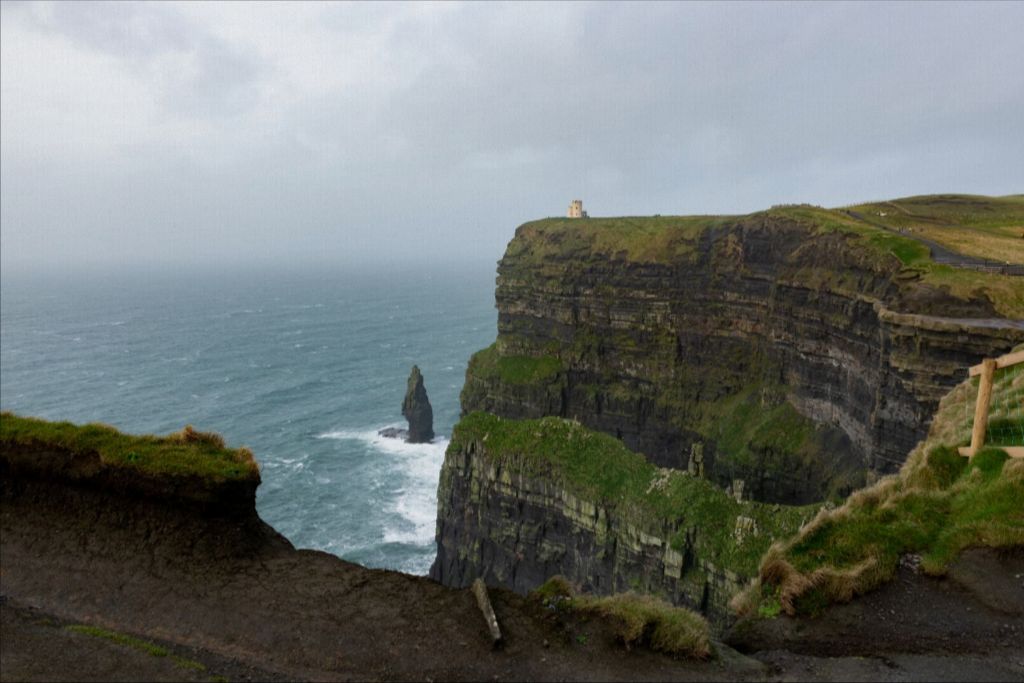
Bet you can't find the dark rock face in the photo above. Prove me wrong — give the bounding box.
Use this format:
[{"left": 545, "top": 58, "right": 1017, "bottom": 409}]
[
  {"left": 430, "top": 440, "right": 749, "bottom": 629},
  {"left": 460, "top": 217, "right": 1024, "bottom": 500},
  {"left": 433, "top": 213, "right": 1023, "bottom": 623},
  {"left": 402, "top": 366, "right": 434, "bottom": 443}
]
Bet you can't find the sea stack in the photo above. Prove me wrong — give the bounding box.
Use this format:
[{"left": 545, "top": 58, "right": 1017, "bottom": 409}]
[{"left": 402, "top": 365, "right": 434, "bottom": 443}]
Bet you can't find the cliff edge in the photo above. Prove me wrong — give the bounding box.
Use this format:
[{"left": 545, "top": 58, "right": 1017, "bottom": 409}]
[
  {"left": 433, "top": 196, "right": 1023, "bottom": 626},
  {"left": 461, "top": 200, "right": 1024, "bottom": 502}
]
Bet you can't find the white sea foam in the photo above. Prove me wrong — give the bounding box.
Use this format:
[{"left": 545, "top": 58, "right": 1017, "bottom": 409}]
[
  {"left": 271, "top": 453, "right": 310, "bottom": 473},
  {"left": 319, "top": 426, "right": 448, "bottom": 555}
]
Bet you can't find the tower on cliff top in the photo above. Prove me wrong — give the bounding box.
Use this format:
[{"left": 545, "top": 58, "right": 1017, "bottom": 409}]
[{"left": 567, "top": 199, "right": 588, "bottom": 218}]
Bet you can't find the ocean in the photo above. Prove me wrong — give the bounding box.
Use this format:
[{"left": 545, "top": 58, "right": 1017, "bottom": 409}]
[{"left": 0, "top": 264, "right": 497, "bottom": 575}]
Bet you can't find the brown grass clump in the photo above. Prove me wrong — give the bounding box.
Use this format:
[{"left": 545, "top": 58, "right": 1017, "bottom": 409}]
[
  {"left": 755, "top": 544, "right": 889, "bottom": 616},
  {"left": 581, "top": 593, "right": 712, "bottom": 659},
  {"left": 757, "top": 548, "right": 808, "bottom": 615},
  {"left": 807, "top": 557, "right": 883, "bottom": 605},
  {"left": 531, "top": 578, "right": 712, "bottom": 659},
  {"left": 173, "top": 424, "right": 226, "bottom": 449},
  {"left": 1002, "top": 458, "right": 1024, "bottom": 482},
  {"left": 728, "top": 580, "right": 762, "bottom": 617},
  {"left": 235, "top": 446, "right": 259, "bottom": 473}
]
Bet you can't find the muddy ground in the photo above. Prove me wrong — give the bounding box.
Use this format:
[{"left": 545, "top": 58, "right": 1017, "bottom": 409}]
[{"left": 2, "top": 476, "right": 1022, "bottom": 682}]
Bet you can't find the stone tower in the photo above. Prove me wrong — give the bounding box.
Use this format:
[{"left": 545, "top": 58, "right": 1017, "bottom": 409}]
[{"left": 567, "top": 199, "right": 588, "bottom": 218}]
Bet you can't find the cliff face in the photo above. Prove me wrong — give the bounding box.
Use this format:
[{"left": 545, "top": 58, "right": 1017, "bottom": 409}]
[
  {"left": 461, "top": 213, "right": 1024, "bottom": 502},
  {"left": 430, "top": 434, "right": 734, "bottom": 628},
  {"left": 434, "top": 208, "right": 1023, "bottom": 624},
  {"left": 430, "top": 413, "right": 816, "bottom": 627}
]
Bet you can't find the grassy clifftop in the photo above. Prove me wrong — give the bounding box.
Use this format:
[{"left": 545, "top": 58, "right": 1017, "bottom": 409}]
[
  {"left": 507, "top": 195, "right": 1024, "bottom": 318},
  {"left": 846, "top": 193, "right": 1024, "bottom": 264},
  {"left": 507, "top": 214, "right": 730, "bottom": 265},
  {"left": 0, "top": 412, "right": 259, "bottom": 483}
]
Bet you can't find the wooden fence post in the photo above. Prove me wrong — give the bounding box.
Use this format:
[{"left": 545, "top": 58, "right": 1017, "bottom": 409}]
[{"left": 967, "top": 358, "right": 997, "bottom": 458}]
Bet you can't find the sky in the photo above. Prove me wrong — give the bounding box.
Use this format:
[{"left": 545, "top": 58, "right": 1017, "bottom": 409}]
[{"left": 2, "top": 1, "right": 1023, "bottom": 271}]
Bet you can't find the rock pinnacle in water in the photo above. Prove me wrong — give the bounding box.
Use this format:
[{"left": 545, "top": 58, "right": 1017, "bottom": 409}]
[{"left": 402, "top": 365, "right": 434, "bottom": 443}]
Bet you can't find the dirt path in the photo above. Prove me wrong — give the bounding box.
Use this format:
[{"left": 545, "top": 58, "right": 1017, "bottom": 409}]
[
  {"left": 0, "top": 478, "right": 749, "bottom": 682},
  {"left": 3, "top": 477, "right": 1022, "bottom": 682},
  {"left": 844, "top": 210, "right": 1024, "bottom": 275},
  {"left": 0, "top": 600, "right": 290, "bottom": 683}
]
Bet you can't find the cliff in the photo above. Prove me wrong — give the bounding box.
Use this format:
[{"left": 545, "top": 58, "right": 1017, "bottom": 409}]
[
  {"left": 460, "top": 205, "right": 1024, "bottom": 502},
  {"left": 434, "top": 198, "right": 1023, "bottom": 625},
  {"left": 431, "top": 413, "right": 817, "bottom": 628}
]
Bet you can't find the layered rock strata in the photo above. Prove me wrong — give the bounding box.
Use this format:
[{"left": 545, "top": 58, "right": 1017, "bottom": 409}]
[
  {"left": 461, "top": 214, "right": 1024, "bottom": 501},
  {"left": 433, "top": 209, "right": 1023, "bottom": 624},
  {"left": 429, "top": 440, "right": 731, "bottom": 627}
]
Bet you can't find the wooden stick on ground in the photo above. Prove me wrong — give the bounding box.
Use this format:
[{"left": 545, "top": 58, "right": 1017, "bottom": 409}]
[{"left": 472, "top": 578, "right": 502, "bottom": 646}]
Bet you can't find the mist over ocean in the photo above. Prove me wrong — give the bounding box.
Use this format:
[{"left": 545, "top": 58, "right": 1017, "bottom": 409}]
[{"left": 0, "top": 264, "right": 497, "bottom": 575}]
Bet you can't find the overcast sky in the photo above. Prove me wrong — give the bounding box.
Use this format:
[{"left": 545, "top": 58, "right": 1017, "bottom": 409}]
[{"left": 2, "top": 1, "right": 1022, "bottom": 270}]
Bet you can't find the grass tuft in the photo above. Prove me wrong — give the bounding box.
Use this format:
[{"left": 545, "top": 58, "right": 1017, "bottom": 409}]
[{"left": 531, "top": 578, "right": 711, "bottom": 659}]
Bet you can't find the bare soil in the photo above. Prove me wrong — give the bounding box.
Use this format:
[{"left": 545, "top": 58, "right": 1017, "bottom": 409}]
[{"left": 2, "top": 476, "right": 1022, "bottom": 682}]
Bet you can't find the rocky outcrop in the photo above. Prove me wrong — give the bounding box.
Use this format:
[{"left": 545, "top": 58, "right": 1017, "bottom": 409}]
[
  {"left": 403, "top": 365, "right": 435, "bottom": 443},
  {"left": 460, "top": 213, "right": 1024, "bottom": 501},
  {"left": 430, "top": 414, "right": 816, "bottom": 628},
  {"left": 431, "top": 441, "right": 735, "bottom": 628}
]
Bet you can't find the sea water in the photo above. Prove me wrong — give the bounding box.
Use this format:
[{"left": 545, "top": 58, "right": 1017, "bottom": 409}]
[{"left": 0, "top": 264, "right": 497, "bottom": 575}]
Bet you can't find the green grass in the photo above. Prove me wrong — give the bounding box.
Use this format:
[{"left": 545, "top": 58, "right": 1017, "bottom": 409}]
[
  {"left": 508, "top": 215, "right": 731, "bottom": 265},
  {"left": 848, "top": 194, "right": 1024, "bottom": 232},
  {"left": 451, "top": 412, "right": 818, "bottom": 576},
  {"left": 737, "top": 349, "right": 1024, "bottom": 617},
  {"left": 0, "top": 412, "right": 258, "bottom": 482},
  {"left": 505, "top": 196, "right": 1024, "bottom": 318},
  {"left": 918, "top": 265, "right": 1024, "bottom": 320},
  {"left": 704, "top": 387, "right": 816, "bottom": 472},
  {"left": 65, "top": 625, "right": 207, "bottom": 672},
  {"left": 466, "top": 343, "right": 564, "bottom": 385},
  {"left": 767, "top": 200, "right": 1024, "bottom": 318},
  {"left": 777, "top": 446, "right": 1021, "bottom": 615},
  {"left": 531, "top": 577, "right": 712, "bottom": 659}
]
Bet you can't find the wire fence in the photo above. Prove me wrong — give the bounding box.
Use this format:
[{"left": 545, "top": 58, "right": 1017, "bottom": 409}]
[
  {"left": 978, "top": 360, "right": 1024, "bottom": 447},
  {"left": 960, "top": 350, "right": 1024, "bottom": 458}
]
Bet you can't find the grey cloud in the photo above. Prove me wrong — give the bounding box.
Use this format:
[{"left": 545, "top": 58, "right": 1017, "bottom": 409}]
[
  {"left": 14, "top": 1, "right": 264, "bottom": 117},
  {"left": 1, "top": 1, "right": 1022, "bottom": 271}
]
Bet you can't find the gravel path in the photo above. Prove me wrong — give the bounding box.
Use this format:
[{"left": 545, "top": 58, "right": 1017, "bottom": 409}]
[
  {"left": 3, "top": 477, "right": 1022, "bottom": 682},
  {"left": 844, "top": 210, "right": 1024, "bottom": 276}
]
